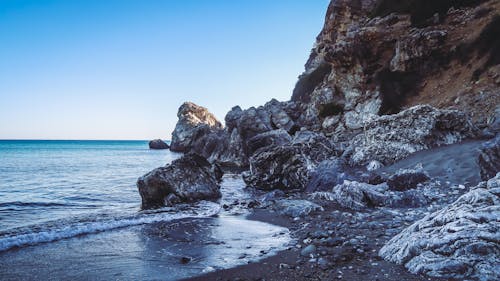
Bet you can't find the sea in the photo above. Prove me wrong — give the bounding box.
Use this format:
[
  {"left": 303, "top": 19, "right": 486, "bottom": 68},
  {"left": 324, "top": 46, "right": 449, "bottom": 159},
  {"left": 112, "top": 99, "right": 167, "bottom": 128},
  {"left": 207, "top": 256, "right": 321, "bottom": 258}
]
[{"left": 0, "top": 140, "right": 290, "bottom": 280}]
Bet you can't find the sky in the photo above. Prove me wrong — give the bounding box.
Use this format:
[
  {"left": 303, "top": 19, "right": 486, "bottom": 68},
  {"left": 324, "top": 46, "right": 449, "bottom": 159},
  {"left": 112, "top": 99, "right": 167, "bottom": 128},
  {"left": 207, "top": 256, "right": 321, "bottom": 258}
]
[{"left": 0, "top": 0, "right": 329, "bottom": 140}]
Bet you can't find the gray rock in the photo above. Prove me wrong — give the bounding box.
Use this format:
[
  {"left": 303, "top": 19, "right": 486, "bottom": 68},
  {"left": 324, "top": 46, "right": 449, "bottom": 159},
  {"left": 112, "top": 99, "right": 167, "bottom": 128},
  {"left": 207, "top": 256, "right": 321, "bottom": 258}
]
[
  {"left": 148, "top": 139, "right": 169, "bottom": 150},
  {"left": 301, "top": 244, "right": 317, "bottom": 257},
  {"left": 170, "top": 102, "right": 223, "bottom": 152},
  {"left": 343, "top": 105, "right": 478, "bottom": 166},
  {"left": 379, "top": 174, "right": 500, "bottom": 281},
  {"left": 478, "top": 135, "right": 500, "bottom": 181},
  {"left": 272, "top": 199, "right": 323, "bottom": 218},
  {"left": 243, "top": 131, "right": 336, "bottom": 191},
  {"left": 310, "top": 181, "right": 388, "bottom": 210},
  {"left": 246, "top": 129, "right": 291, "bottom": 155},
  {"left": 387, "top": 166, "right": 430, "bottom": 191},
  {"left": 137, "top": 153, "right": 222, "bottom": 208},
  {"left": 305, "top": 158, "right": 347, "bottom": 192}
]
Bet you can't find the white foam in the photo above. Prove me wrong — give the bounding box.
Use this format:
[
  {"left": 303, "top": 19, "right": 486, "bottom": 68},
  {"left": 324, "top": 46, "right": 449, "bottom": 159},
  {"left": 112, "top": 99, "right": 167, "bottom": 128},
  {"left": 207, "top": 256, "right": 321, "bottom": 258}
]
[{"left": 0, "top": 201, "right": 220, "bottom": 252}]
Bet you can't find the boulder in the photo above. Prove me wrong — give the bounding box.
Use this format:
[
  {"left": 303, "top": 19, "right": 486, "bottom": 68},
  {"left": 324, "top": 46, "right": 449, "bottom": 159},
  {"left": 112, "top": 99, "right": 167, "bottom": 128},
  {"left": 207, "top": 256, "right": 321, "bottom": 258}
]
[
  {"left": 305, "top": 158, "right": 348, "bottom": 193},
  {"left": 310, "top": 180, "right": 388, "bottom": 210},
  {"left": 387, "top": 166, "right": 430, "bottom": 191},
  {"left": 271, "top": 199, "right": 323, "bottom": 218},
  {"left": 148, "top": 139, "right": 169, "bottom": 150},
  {"left": 379, "top": 174, "right": 500, "bottom": 281},
  {"left": 170, "top": 102, "right": 223, "bottom": 152},
  {"left": 246, "top": 129, "right": 291, "bottom": 155},
  {"left": 243, "top": 131, "right": 336, "bottom": 191},
  {"left": 343, "top": 105, "right": 478, "bottom": 166},
  {"left": 478, "top": 135, "right": 500, "bottom": 181},
  {"left": 137, "top": 153, "right": 222, "bottom": 208}
]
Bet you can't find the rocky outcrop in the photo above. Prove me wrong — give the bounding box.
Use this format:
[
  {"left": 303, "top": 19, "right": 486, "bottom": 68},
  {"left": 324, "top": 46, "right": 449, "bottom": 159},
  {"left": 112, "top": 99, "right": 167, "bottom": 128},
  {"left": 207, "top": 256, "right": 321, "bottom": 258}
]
[
  {"left": 137, "top": 153, "right": 222, "bottom": 208},
  {"left": 149, "top": 139, "right": 169, "bottom": 150},
  {"left": 242, "top": 131, "right": 336, "bottom": 191},
  {"left": 478, "top": 134, "right": 500, "bottom": 180},
  {"left": 292, "top": 0, "right": 500, "bottom": 135},
  {"left": 379, "top": 173, "right": 500, "bottom": 281},
  {"left": 342, "top": 105, "right": 478, "bottom": 166},
  {"left": 270, "top": 199, "right": 324, "bottom": 218},
  {"left": 170, "top": 102, "right": 223, "bottom": 152}
]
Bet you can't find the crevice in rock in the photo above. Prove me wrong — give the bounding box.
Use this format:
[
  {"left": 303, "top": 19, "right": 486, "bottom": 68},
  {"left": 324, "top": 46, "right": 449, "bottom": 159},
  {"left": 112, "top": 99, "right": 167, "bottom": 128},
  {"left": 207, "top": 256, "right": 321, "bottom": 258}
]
[{"left": 377, "top": 69, "right": 421, "bottom": 114}]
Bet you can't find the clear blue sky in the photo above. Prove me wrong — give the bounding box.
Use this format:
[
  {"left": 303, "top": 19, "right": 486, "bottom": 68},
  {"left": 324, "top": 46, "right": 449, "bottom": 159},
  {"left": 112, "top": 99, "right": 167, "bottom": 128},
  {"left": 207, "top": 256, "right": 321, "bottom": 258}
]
[{"left": 0, "top": 0, "right": 328, "bottom": 140}]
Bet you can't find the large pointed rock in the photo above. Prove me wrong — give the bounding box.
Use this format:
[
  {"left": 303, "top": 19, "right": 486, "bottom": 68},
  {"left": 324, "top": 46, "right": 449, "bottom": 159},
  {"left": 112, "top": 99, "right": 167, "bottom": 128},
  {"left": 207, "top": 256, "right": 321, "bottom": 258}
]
[{"left": 170, "top": 102, "right": 223, "bottom": 152}]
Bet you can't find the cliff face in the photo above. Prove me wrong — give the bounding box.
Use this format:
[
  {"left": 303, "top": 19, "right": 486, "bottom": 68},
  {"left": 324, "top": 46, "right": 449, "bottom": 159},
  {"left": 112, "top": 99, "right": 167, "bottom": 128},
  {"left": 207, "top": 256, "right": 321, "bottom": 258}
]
[{"left": 293, "top": 0, "right": 500, "bottom": 137}]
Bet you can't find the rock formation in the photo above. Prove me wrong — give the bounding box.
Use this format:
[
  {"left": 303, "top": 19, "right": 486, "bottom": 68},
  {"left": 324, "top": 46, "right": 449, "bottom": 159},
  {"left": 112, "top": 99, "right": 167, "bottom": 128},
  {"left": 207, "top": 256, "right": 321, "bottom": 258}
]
[
  {"left": 137, "top": 153, "right": 222, "bottom": 208},
  {"left": 379, "top": 173, "right": 500, "bottom": 281},
  {"left": 170, "top": 102, "right": 223, "bottom": 152},
  {"left": 148, "top": 139, "right": 169, "bottom": 150}
]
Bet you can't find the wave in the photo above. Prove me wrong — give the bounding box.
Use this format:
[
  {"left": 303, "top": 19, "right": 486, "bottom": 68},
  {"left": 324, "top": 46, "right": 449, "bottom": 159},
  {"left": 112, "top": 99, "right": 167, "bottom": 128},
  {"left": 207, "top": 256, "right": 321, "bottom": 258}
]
[
  {"left": 0, "top": 201, "right": 220, "bottom": 252},
  {"left": 0, "top": 201, "right": 75, "bottom": 208}
]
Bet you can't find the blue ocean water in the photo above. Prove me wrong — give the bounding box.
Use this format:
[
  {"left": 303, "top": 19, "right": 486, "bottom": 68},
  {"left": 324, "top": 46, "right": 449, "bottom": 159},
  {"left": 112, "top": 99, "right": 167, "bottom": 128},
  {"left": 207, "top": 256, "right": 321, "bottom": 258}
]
[
  {"left": 0, "top": 140, "right": 291, "bottom": 280},
  {"left": 0, "top": 140, "right": 187, "bottom": 249}
]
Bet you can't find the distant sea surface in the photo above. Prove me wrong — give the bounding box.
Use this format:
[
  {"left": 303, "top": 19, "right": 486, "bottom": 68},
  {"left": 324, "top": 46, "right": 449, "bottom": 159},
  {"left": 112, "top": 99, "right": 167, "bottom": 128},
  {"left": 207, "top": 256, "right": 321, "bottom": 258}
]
[{"left": 0, "top": 140, "right": 290, "bottom": 280}]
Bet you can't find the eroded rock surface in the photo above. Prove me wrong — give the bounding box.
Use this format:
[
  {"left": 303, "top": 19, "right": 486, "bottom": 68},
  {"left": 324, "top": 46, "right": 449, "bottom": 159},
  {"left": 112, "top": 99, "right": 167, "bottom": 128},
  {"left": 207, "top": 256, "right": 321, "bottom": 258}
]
[
  {"left": 379, "top": 174, "right": 500, "bottom": 281},
  {"left": 342, "top": 105, "right": 478, "bottom": 166},
  {"left": 170, "top": 102, "right": 223, "bottom": 152},
  {"left": 137, "top": 153, "right": 222, "bottom": 208}
]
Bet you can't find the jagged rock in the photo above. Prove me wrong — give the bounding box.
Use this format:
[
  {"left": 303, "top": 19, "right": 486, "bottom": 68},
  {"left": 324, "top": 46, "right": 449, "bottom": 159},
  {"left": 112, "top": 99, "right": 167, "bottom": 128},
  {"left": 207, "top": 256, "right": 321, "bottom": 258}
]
[
  {"left": 137, "top": 153, "right": 222, "bottom": 208},
  {"left": 170, "top": 102, "right": 223, "bottom": 152},
  {"left": 305, "top": 159, "right": 347, "bottom": 193},
  {"left": 343, "top": 105, "right": 478, "bottom": 166},
  {"left": 243, "top": 131, "right": 336, "bottom": 191},
  {"left": 148, "top": 139, "right": 169, "bottom": 150},
  {"left": 310, "top": 181, "right": 388, "bottom": 210},
  {"left": 271, "top": 199, "right": 323, "bottom": 218},
  {"left": 387, "top": 166, "right": 430, "bottom": 191},
  {"left": 478, "top": 135, "right": 500, "bottom": 180},
  {"left": 379, "top": 174, "right": 500, "bottom": 281}
]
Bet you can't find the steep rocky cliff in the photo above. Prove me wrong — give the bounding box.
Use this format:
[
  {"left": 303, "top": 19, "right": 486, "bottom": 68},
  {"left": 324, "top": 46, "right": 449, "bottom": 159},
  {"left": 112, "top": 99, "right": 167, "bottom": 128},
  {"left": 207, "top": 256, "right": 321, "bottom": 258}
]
[{"left": 293, "top": 0, "right": 500, "bottom": 137}]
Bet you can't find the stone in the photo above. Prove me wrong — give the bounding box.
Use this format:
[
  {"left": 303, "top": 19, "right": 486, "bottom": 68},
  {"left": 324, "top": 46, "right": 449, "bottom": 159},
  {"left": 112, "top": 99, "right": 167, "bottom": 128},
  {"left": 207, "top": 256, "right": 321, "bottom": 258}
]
[
  {"left": 301, "top": 244, "right": 317, "bottom": 257},
  {"left": 170, "top": 102, "right": 223, "bottom": 152},
  {"left": 379, "top": 174, "right": 500, "bottom": 281},
  {"left": 478, "top": 135, "right": 500, "bottom": 181},
  {"left": 148, "top": 139, "right": 169, "bottom": 150},
  {"left": 343, "top": 105, "right": 478, "bottom": 166},
  {"left": 246, "top": 129, "right": 291, "bottom": 155},
  {"left": 137, "top": 153, "right": 222, "bottom": 208},
  {"left": 272, "top": 199, "right": 323, "bottom": 218},
  {"left": 305, "top": 159, "right": 347, "bottom": 193},
  {"left": 243, "top": 131, "right": 336, "bottom": 191},
  {"left": 310, "top": 181, "right": 388, "bottom": 210},
  {"left": 387, "top": 166, "right": 430, "bottom": 191}
]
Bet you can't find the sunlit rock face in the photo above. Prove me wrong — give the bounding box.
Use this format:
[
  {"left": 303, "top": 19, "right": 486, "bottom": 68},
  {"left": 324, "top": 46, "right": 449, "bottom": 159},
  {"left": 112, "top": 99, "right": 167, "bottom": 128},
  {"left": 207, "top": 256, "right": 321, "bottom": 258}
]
[
  {"left": 379, "top": 173, "right": 500, "bottom": 281},
  {"left": 170, "top": 102, "right": 223, "bottom": 153}
]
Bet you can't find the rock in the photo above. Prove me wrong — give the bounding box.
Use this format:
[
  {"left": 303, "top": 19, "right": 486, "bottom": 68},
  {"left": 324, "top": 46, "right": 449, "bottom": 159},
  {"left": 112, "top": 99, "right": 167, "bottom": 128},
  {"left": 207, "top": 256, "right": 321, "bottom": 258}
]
[
  {"left": 246, "top": 129, "right": 291, "bottom": 155},
  {"left": 137, "top": 153, "right": 222, "bottom": 208},
  {"left": 379, "top": 174, "right": 500, "bottom": 281},
  {"left": 170, "top": 102, "right": 223, "bottom": 152},
  {"left": 301, "top": 244, "right": 317, "bottom": 257},
  {"left": 343, "top": 105, "right": 478, "bottom": 166},
  {"left": 272, "top": 199, "right": 323, "bottom": 218},
  {"left": 148, "top": 139, "right": 169, "bottom": 150},
  {"left": 243, "top": 131, "right": 336, "bottom": 191},
  {"left": 366, "top": 160, "right": 384, "bottom": 171},
  {"left": 310, "top": 181, "right": 388, "bottom": 210},
  {"left": 305, "top": 159, "right": 347, "bottom": 193},
  {"left": 478, "top": 135, "right": 500, "bottom": 181},
  {"left": 387, "top": 166, "right": 430, "bottom": 191}
]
